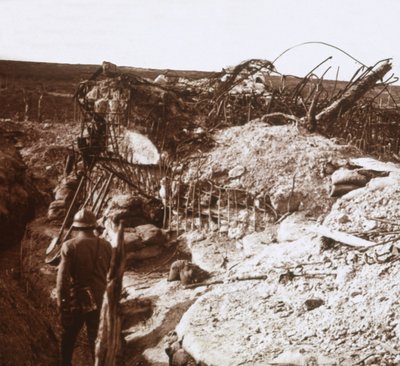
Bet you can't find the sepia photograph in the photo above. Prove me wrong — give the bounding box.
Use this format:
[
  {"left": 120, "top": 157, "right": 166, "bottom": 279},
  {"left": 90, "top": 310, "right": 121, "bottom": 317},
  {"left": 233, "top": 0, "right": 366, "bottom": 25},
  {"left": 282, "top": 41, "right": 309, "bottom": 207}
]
[{"left": 0, "top": 1, "right": 400, "bottom": 365}]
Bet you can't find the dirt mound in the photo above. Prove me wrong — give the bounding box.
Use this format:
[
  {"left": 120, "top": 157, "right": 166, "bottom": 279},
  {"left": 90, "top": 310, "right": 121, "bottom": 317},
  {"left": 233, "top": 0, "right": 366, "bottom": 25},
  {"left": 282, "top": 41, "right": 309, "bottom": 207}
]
[{"left": 186, "top": 121, "right": 362, "bottom": 216}]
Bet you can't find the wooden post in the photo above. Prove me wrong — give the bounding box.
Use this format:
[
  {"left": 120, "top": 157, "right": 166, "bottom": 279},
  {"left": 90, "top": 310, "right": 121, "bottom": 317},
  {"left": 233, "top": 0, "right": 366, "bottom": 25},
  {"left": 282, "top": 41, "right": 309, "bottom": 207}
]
[
  {"left": 191, "top": 181, "right": 196, "bottom": 231},
  {"left": 217, "top": 188, "right": 222, "bottom": 232},
  {"left": 185, "top": 182, "right": 192, "bottom": 232},
  {"left": 227, "top": 190, "right": 230, "bottom": 228},
  {"left": 208, "top": 183, "right": 213, "bottom": 229},
  {"left": 95, "top": 221, "right": 125, "bottom": 366},
  {"left": 197, "top": 185, "right": 202, "bottom": 230},
  {"left": 176, "top": 180, "right": 180, "bottom": 235},
  {"left": 253, "top": 199, "right": 257, "bottom": 232}
]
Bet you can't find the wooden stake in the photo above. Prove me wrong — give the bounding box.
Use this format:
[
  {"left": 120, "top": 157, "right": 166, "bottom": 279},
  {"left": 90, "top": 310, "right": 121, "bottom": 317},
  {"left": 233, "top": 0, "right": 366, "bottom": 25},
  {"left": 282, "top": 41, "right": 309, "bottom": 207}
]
[
  {"left": 227, "top": 189, "right": 230, "bottom": 228},
  {"left": 208, "top": 182, "right": 213, "bottom": 229},
  {"left": 191, "top": 181, "right": 196, "bottom": 231},
  {"left": 217, "top": 188, "right": 222, "bottom": 231},
  {"left": 198, "top": 184, "right": 202, "bottom": 230}
]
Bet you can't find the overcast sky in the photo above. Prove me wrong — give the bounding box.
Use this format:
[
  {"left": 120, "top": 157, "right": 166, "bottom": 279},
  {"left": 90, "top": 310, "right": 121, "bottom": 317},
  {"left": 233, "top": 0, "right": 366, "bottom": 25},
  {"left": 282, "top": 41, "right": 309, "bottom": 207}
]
[{"left": 0, "top": 0, "right": 399, "bottom": 83}]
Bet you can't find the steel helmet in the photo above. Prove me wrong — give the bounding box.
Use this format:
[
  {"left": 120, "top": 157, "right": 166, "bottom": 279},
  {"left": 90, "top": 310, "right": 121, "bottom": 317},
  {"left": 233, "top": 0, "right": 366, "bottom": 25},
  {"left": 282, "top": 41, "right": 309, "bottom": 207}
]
[{"left": 72, "top": 208, "right": 96, "bottom": 229}]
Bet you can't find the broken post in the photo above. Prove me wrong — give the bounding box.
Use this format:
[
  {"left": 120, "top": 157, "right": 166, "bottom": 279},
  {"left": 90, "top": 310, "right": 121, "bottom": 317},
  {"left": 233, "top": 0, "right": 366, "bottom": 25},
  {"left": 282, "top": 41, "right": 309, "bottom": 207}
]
[
  {"left": 95, "top": 221, "right": 125, "bottom": 366},
  {"left": 315, "top": 60, "right": 392, "bottom": 123}
]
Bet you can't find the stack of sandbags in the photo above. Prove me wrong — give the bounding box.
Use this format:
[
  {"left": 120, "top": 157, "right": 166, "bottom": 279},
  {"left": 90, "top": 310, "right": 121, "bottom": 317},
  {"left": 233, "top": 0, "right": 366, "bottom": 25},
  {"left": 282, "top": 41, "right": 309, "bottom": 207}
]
[
  {"left": 48, "top": 175, "right": 79, "bottom": 221},
  {"left": 329, "top": 168, "right": 369, "bottom": 197},
  {"left": 103, "top": 194, "right": 148, "bottom": 227},
  {"left": 124, "top": 224, "right": 170, "bottom": 260}
]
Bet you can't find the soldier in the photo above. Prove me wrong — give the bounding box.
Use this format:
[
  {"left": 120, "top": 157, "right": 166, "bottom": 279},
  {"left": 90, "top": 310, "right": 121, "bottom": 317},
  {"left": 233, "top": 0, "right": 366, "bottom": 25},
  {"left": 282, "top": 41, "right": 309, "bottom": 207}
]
[{"left": 56, "top": 208, "right": 112, "bottom": 366}]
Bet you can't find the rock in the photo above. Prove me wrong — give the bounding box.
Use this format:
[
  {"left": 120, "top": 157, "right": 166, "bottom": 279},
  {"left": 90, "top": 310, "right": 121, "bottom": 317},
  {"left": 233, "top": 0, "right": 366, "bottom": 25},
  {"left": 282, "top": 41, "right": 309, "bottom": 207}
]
[
  {"left": 277, "top": 212, "right": 314, "bottom": 242},
  {"left": 228, "top": 165, "right": 246, "bottom": 179},
  {"left": 142, "top": 346, "right": 169, "bottom": 365},
  {"left": 304, "top": 298, "right": 324, "bottom": 311},
  {"left": 154, "top": 74, "right": 169, "bottom": 85},
  {"left": 270, "top": 188, "right": 303, "bottom": 215},
  {"left": 124, "top": 131, "right": 160, "bottom": 165}
]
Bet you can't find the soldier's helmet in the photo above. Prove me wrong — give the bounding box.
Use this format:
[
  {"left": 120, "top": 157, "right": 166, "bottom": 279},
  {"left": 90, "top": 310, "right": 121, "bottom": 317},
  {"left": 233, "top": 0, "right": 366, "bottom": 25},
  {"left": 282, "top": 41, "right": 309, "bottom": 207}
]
[{"left": 72, "top": 208, "right": 97, "bottom": 229}]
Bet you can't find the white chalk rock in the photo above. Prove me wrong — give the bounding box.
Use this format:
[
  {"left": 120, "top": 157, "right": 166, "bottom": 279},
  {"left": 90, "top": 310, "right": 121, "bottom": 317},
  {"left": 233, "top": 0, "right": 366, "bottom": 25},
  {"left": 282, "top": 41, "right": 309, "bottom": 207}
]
[{"left": 124, "top": 131, "right": 160, "bottom": 165}]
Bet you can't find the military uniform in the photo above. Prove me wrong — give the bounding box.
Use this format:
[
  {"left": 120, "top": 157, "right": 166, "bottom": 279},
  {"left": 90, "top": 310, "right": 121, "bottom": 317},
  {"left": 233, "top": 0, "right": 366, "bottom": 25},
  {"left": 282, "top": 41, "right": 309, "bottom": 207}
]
[{"left": 56, "top": 229, "right": 112, "bottom": 366}]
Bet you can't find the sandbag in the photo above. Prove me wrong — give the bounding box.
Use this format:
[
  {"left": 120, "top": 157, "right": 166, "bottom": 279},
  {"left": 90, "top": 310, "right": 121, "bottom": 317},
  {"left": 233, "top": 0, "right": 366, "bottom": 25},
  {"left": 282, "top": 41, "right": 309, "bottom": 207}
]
[
  {"left": 124, "top": 229, "right": 143, "bottom": 252},
  {"left": 331, "top": 168, "right": 368, "bottom": 186},
  {"left": 329, "top": 183, "right": 360, "bottom": 197},
  {"left": 48, "top": 207, "right": 66, "bottom": 221},
  {"left": 135, "top": 224, "right": 168, "bottom": 246},
  {"left": 49, "top": 199, "right": 66, "bottom": 210},
  {"left": 54, "top": 186, "right": 73, "bottom": 201}
]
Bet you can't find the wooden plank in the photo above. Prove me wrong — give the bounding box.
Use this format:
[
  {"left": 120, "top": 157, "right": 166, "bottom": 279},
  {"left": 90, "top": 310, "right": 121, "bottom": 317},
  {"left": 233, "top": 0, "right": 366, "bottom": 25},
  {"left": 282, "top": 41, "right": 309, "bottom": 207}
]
[{"left": 310, "top": 224, "right": 376, "bottom": 248}]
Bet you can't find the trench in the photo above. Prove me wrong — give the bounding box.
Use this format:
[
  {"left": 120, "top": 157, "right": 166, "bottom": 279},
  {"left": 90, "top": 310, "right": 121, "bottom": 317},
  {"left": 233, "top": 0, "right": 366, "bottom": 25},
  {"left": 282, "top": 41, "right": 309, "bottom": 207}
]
[
  {"left": 0, "top": 136, "right": 60, "bottom": 365},
  {"left": 19, "top": 221, "right": 201, "bottom": 366},
  {"left": 0, "top": 128, "right": 203, "bottom": 366}
]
